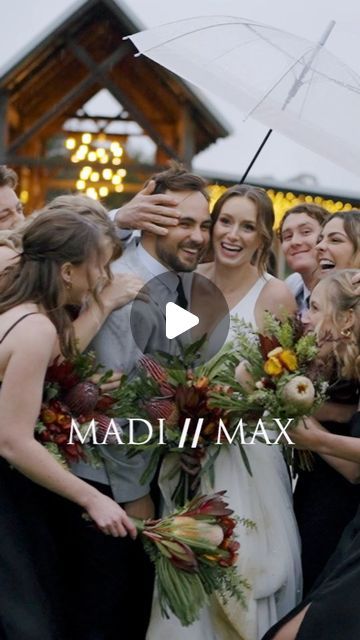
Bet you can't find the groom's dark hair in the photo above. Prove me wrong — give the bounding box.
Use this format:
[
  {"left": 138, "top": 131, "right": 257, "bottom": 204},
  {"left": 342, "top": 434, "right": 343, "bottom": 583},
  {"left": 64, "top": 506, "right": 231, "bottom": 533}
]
[{"left": 146, "top": 162, "right": 209, "bottom": 201}]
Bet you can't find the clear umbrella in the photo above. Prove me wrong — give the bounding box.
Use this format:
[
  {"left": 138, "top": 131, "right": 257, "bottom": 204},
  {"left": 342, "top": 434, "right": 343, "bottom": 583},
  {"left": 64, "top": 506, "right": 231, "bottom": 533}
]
[{"left": 126, "top": 16, "right": 360, "bottom": 179}]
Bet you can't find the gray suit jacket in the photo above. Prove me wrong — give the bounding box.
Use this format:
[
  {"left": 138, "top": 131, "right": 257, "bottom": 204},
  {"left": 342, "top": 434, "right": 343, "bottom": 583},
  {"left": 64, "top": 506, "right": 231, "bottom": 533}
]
[
  {"left": 92, "top": 240, "right": 185, "bottom": 373},
  {"left": 72, "top": 241, "right": 188, "bottom": 502}
]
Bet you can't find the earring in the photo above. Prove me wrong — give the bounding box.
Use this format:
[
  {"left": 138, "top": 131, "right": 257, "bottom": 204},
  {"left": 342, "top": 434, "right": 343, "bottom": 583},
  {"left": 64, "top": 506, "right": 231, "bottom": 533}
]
[
  {"left": 65, "top": 281, "right": 72, "bottom": 290},
  {"left": 340, "top": 328, "right": 352, "bottom": 338}
]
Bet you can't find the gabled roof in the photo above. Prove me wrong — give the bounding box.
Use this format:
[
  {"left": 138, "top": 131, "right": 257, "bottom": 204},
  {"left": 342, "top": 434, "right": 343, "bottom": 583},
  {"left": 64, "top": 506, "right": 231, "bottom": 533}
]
[{"left": 0, "top": 0, "right": 231, "bottom": 157}]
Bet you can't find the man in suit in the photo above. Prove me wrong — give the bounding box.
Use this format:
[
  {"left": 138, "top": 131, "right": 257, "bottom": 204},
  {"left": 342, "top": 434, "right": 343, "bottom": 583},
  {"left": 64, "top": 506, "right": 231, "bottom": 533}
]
[
  {"left": 70, "top": 165, "right": 211, "bottom": 640},
  {"left": 279, "top": 203, "right": 329, "bottom": 313}
]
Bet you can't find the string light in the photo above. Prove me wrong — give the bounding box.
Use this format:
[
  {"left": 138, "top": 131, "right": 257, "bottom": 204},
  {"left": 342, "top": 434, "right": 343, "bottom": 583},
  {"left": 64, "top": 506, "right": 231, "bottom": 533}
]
[
  {"left": 65, "top": 137, "right": 76, "bottom": 150},
  {"left": 65, "top": 133, "right": 127, "bottom": 199},
  {"left": 82, "top": 133, "right": 92, "bottom": 144},
  {"left": 208, "top": 184, "right": 358, "bottom": 229}
]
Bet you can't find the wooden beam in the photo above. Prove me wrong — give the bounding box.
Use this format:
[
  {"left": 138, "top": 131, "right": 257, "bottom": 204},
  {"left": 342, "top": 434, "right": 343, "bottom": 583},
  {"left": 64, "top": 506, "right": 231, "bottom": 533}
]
[
  {"left": 68, "top": 40, "right": 180, "bottom": 162},
  {"left": 8, "top": 43, "right": 131, "bottom": 154},
  {"left": 0, "top": 92, "right": 9, "bottom": 159}
]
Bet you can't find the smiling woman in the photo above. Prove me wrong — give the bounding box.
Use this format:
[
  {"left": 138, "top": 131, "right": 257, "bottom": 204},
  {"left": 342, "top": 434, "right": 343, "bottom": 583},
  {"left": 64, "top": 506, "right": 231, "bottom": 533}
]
[
  {"left": 0, "top": 166, "right": 24, "bottom": 231},
  {"left": 150, "top": 185, "right": 302, "bottom": 640},
  {"left": 317, "top": 210, "right": 360, "bottom": 275}
]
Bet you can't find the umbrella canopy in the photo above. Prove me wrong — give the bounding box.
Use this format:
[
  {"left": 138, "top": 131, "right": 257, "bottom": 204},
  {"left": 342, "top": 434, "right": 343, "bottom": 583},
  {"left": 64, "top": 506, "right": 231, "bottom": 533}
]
[{"left": 126, "top": 16, "right": 360, "bottom": 176}]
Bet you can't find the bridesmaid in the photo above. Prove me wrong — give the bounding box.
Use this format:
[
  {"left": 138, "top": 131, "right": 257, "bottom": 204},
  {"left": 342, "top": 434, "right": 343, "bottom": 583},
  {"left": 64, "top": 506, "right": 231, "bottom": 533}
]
[
  {"left": 294, "top": 210, "right": 360, "bottom": 594},
  {"left": 262, "top": 268, "right": 360, "bottom": 640},
  {"left": 0, "top": 209, "right": 136, "bottom": 640}
]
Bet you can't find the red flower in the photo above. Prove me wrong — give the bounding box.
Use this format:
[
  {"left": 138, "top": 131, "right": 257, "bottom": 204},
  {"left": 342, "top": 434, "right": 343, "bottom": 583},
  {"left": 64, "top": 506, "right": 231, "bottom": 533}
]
[
  {"left": 64, "top": 381, "right": 100, "bottom": 416},
  {"left": 46, "top": 357, "right": 80, "bottom": 390},
  {"left": 183, "top": 491, "right": 233, "bottom": 518}
]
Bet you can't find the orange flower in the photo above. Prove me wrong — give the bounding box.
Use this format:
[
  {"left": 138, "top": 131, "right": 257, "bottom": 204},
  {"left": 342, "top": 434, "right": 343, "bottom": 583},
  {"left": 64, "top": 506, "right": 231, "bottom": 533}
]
[
  {"left": 278, "top": 349, "right": 298, "bottom": 372},
  {"left": 195, "top": 376, "right": 209, "bottom": 389},
  {"left": 264, "top": 347, "right": 298, "bottom": 376},
  {"left": 264, "top": 356, "right": 283, "bottom": 376},
  {"left": 41, "top": 408, "right": 57, "bottom": 424}
]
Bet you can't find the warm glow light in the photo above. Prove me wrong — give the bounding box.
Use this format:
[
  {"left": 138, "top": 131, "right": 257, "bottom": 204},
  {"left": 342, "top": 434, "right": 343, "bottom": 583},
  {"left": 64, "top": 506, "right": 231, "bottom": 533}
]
[
  {"left": 69, "top": 133, "right": 127, "bottom": 196},
  {"left": 86, "top": 187, "right": 98, "bottom": 200},
  {"left": 20, "top": 190, "right": 29, "bottom": 203},
  {"left": 80, "top": 166, "right": 92, "bottom": 180},
  {"left": 65, "top": 137, "right": 76, "bottom": 150},
  {"left": 82, "top": 133, "right": 92, "bottom": 144},
  {"left": 102, "top": 169, "right": 113, "bottom": 180},
  {"left": 208, "top": 184, "right": 357, "bottom": 228}
]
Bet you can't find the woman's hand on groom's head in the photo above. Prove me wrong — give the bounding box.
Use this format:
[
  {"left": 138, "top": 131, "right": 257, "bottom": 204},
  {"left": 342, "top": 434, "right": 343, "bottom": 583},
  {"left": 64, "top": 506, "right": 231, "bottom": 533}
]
[{"left": 114, "top": 180, "right": 180, "bottom": 236}]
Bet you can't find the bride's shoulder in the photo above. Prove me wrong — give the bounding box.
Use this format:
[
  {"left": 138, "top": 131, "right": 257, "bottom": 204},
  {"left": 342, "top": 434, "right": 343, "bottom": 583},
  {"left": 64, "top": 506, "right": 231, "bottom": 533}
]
[{"left": 259, "top": 275, "right": 297, "bottom": 313}]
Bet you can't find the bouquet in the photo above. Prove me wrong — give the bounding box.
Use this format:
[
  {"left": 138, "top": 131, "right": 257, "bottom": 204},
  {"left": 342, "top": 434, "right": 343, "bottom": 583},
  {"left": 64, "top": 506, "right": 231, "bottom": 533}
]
[
  {"left": 36, "top": 352, "right": 120, "bottom": 467},
  {"left": 133, "top": 491, "right": 251, "bottom": 626},
  {"left": 212, "top": 313, "right": 329, "bottom": 470},
  {"left": 118, "top": 337, "right": 249, "bottom": 505}
]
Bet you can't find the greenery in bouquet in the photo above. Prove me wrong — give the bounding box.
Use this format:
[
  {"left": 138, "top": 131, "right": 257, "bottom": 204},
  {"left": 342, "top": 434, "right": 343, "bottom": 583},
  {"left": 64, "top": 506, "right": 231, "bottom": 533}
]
[
  {"left": 211, "top": 313, "right": 329, "bottom": 470},
  {"left": 36, "top": 351, "right": 121, "bottom": 467},
  {"left": 133, "top": 491, "right": 252, "bottom": 626},
  {"left": 116, "top": 336, "right": 247, "bottom": 505}
]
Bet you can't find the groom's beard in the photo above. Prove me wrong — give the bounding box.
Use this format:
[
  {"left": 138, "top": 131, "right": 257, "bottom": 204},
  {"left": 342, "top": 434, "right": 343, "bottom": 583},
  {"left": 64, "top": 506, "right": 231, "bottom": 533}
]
[{"left": 155, "top": 240, "right": 208, "bottom": 272}]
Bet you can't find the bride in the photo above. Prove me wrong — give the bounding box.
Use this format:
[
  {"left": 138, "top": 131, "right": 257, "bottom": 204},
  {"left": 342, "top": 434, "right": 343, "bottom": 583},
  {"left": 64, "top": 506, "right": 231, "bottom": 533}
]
[{"left": 147, "top": 185, "right": 302, "bottom": 640}]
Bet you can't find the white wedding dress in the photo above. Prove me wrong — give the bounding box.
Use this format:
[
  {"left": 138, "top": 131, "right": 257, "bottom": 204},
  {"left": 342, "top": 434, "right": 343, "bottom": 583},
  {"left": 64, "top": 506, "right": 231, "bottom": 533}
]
[{"left": 146, "top": 275, "right": 302, "bottom": 640}]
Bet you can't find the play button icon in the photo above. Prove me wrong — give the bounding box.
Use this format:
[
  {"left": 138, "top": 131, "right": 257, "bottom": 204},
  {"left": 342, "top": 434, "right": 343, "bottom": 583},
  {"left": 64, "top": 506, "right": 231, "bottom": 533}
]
[
  {"left": 166, "top": 302, "right": 199, "bottom": 339},
  {"left": 129, "top": 272, "right": 230, "bottom": 367}
]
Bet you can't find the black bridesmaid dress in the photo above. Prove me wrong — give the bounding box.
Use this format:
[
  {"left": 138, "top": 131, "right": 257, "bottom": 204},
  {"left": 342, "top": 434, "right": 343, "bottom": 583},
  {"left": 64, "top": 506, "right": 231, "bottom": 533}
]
[
  {"left": 294, "top": 379, "right": 360, "bottom": 594},
  {"left": 0, "top": 458, "right": 64, "bottom": 639},
  {"left": 262, "top": 411, "right": 360, "bottom": 640},
  {"left": 0, "top": 315, "right": 65, "bottom": 639}
]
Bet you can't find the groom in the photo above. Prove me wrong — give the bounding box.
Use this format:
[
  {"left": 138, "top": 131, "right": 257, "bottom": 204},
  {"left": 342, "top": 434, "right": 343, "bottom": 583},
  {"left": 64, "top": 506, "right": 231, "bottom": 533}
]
[
  {"left": 73, "top": 165, "right": 212, "bottom": 640},
  {"left": 93, "top": 164, "right": 211, "bottom": 372}
]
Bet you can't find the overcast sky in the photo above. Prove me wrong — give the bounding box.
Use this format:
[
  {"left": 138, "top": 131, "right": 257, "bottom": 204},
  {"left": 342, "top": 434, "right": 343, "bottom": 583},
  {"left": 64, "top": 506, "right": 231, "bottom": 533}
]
[{"left": 1, "top": 0, "right": 359, "bottom": 195}]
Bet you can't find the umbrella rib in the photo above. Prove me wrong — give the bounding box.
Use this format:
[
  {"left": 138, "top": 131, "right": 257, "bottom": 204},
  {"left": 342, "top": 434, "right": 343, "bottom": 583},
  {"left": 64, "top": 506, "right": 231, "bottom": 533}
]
[
  {"left": 306, "top": 67, "right": 360, "bottom": 94},
  {"left": 298, "top": 66, "right": 316, "bottom": 118},
  {"left": 243, "top": 48, "right": 313, "bottom": 120},
  {"left": 244, "top": 24, "right": 309, "bottom": 66},
  {"left": 314, "top": 67, "right": 360, "bottom": 93},
  {"left": 132, "top": 20, "right": 258, "bottom": 54},
  {"left": 203, "top": 35, "right": 270, "bottom": 68},
  {"left": 132, "top": 19, "right": 308, "bottom": 66}
]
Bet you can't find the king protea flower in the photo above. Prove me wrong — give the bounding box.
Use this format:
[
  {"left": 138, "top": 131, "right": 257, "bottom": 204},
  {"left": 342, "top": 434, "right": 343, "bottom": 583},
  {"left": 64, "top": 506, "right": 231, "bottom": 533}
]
[
  {"left": 130, "top": 491, "right": 249, "bottom": 625},
  {"left": 169, "top": 516, "right": 225, "bottom": 547},
  {"left": 282, "top": 375, "right": 315, "bottom": 411}
]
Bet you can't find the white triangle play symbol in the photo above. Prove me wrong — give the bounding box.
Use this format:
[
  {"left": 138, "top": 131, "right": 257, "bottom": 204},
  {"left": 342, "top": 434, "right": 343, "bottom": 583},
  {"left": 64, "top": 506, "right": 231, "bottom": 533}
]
[{"left": 165, "top": 302, "right": 199, "bottom": 339}]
